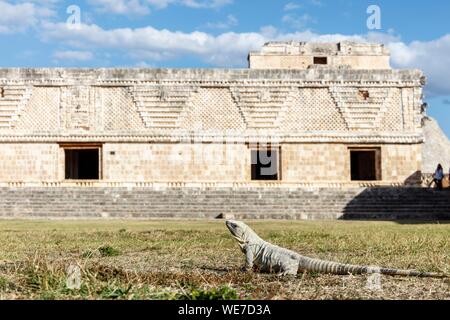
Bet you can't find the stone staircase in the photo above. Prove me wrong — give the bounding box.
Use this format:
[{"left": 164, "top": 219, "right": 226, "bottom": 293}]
[
  {"left": 0, "top": 187, "right": 449, "bottom": 220},
  {"left": 342, "top": 187, "right": 450, "bottom": 220}
]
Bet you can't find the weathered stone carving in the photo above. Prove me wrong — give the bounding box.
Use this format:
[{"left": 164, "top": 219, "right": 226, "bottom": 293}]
[
  {"left": 130, "top": 85, "right": 198, "bottom": 129},
  {"left": 231, "top": 86, "right": 296, "bottom": 130},
  {"left": 181, "top": 88, "right": 246, "bottom": 131},
  {"left": 0, "top": 69, "right": 425, "bottom": 143},
  {"left": 329, "top": 87, "right": 394, "bottom": 131},
  {"left": 281, "top": 88, "right": 347, "bottom": 131},
  {"left": 61, "top": 86, "right": 98, "bottom": 131},
  {"left": 0, "top": 85, "right": 32, "bottom": 129}
]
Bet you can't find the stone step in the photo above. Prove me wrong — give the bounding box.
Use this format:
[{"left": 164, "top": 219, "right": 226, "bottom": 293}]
[{"left": 0, "top": 187, "right": 449, "bottom": 220}]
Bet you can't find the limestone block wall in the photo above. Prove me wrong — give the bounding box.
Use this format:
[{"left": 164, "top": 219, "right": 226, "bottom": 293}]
[
  {"left": 282, "top": 144, "right": 349, "bottom": 182},
  {"left": 0, "top": 142, "right": 421, "bottom": 184},
  {"left": 282, "top": 144, "right": 421, "bottom": 183},
  {"left": 249, "top": 56, "right": 312, "bottom": 70},
  {"left": 382, "top": 144, "right": 422, "bottom": 182},
  {"left": 102, "top": 143, "right": 248, "bottom": 182},
  {"left": 0, "top": 143, "right": 58, "bottom": 181},
  {"left": 101, "top": 142, "right": 421, "bottom": 183},
  {"left": 332, "top": 56, "right": 391, "bottom": 70},
  {"left": 249, "top": 42, "right": 391, "bottom": 70},
  {"left": 249, "top": 55, "right": 391, "bottom": 70}
]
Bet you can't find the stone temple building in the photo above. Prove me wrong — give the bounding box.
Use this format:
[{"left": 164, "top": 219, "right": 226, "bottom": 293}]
[{"left": 0, "top": 41, "right": 449, "bottom": 220}]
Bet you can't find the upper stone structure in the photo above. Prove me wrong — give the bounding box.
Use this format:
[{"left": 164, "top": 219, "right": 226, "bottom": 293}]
[
  {"left": 249, "top": 41, "right": 391, "bottom": 70},
  {"left": 0, "top": 67, "right": 424, "bottom": 144}
]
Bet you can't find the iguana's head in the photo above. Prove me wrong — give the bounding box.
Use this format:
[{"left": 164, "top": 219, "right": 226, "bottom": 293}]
[{"left": 225, "top": 220, "right": 259, "bottom": 244}]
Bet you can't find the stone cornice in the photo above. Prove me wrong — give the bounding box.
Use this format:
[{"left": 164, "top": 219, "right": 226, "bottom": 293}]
[
  {"left": 0, "top": 181, "right": 407, "bottom": 188},
  {"left": 0, "top": 132, "right": 424, "bottom": 144},
  {"left": 0, "top": 68, "right": 425, "bottom": 87}
]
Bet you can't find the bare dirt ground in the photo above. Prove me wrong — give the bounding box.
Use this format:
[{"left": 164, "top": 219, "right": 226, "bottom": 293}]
[{"left": 0, "top": 219, "right": 448, "bottom": 300}]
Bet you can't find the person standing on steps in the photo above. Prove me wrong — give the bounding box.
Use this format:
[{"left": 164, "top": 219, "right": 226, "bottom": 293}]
[
  {"left": 447, "top": 167, "right": 450, "bottom": 189},
  {"left": 430, "top": 164, "right": 444, "bottom": 190}
]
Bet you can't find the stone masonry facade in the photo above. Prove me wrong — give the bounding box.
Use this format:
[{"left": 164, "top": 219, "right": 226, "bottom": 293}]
[
  {"left": 2, "top": 42, "right": 449, "bottom": 220},
  {"left": 0, "top": 42, "right": 426, "bottom": 188}
]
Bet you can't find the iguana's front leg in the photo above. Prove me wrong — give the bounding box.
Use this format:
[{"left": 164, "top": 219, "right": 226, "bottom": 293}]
[{"left": 241, "top": 244, "right": 254, "bottom": 272}]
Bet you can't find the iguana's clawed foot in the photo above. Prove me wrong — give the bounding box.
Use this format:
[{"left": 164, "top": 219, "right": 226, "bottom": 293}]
[
  {"left": 240, "top": 266, "right": 252, "bottom": 273},
  {"left": 278, "top": 273, "right": 296, "bottom": 280}
]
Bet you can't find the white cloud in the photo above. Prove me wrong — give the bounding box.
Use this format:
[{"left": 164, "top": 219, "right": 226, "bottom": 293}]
[
  {"left": 145, "top": 0, "right": 176, "bottom": 9},
  {"left": 0, "top": 1, "right": 54, "bottom": 33},
  {"left": 205, "top": 14, "right": 238, "bottom": 29},
  {"left": 387, "top": 35, "right": 450, "bottom": 96},
  {"left": 41, "top": 22, "right": 268, "bottom": 66},
  {"left": 284, "top": 2, "right": 301, "bottom": 11},
  {"left": 14, "top": 0, "right": 60, "bottom": 5},
  {"left": 88, "top": 0, "right": 232, "bottom": 14},
  {"left": 180, "top": 0, "right": 232, "bottom": 9},
  {"left": 284, "top": 0, "right": 321, "bottom": 10},
  {"left": 39, "top": 21, "right": 450, "bottom": 97},
  {"left": 39, "top": 22, "right": 375, "bottom": 66},
  {"left": 309, "top": 0, "right": 323, "bottom": 7},
  {"left": 87, "top": 0, "right": 150, "bottom": 15},
  {"left": 282, "top": 13, "right": 316, "bottom": 30},
  {"left": 53, "top": 50, "right": 94, "bottom": 61}
]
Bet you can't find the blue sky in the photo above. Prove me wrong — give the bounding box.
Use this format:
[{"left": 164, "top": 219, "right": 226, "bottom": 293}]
[{"left": 1, "top": 0, "right": 449, "bottom": 137}]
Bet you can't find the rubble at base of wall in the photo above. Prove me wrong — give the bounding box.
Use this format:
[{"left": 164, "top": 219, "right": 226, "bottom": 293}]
[{"left": 422, "top": 117, "right": 450, "bottom": 174}]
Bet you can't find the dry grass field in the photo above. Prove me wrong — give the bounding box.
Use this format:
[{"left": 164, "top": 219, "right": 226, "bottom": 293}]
[{"left": 0, "top": 219, "right": 449, "bottom": 300}]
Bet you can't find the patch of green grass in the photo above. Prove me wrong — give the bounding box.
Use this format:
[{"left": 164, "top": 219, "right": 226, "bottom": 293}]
[
  {"left": 175, "top": 285, "right": 238, "bottom": 300},
  {"left": 98, "top": 246, "right": 121, "bottom": 257},
  {"left": 0, "top": 276, "right": 8, "bottom": 290},
  {"left": 99, "top": 283, "right": 132, "bottom": 299}
]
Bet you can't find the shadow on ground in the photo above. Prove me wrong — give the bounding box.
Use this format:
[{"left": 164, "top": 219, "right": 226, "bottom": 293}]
[{"left": 340, "top": 186, "right": 450, "bottom": 223}]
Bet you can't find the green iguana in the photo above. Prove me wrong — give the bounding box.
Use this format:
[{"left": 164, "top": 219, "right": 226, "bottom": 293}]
[{"left": 226, "top": 220, "right": 447, "bottom": 278}]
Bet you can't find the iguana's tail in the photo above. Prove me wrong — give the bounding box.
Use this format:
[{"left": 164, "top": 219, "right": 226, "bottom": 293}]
[{"left": 299, "top": 256, "right": 447, "bottom": 278}]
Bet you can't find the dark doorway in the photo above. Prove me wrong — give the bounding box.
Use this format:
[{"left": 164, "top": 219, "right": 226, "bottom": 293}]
[
  {"left": 350, "top": 150, "right": 380, "bottom": 181},
  {"left": 65, "top": 149, "right": 100, "bottom": 180},
  {"left": 251, "top": 149, "right": 279, "bottom": 181},
  {"left": 313, "top": 57, "right": 328, "bottom": 65}
]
